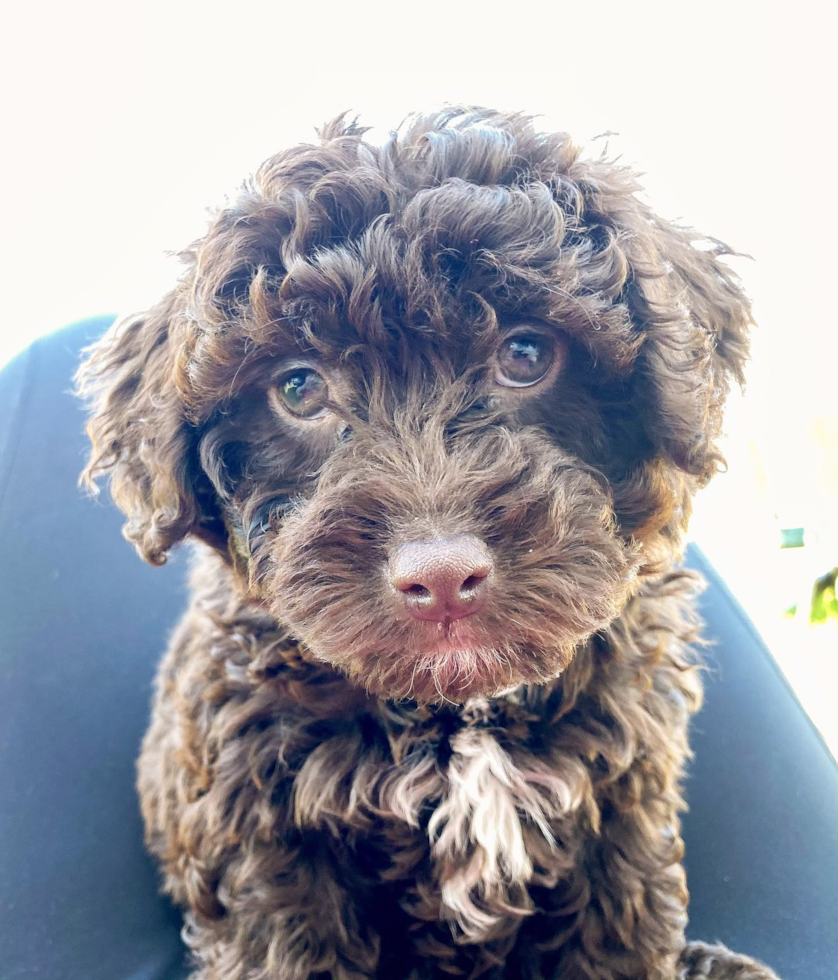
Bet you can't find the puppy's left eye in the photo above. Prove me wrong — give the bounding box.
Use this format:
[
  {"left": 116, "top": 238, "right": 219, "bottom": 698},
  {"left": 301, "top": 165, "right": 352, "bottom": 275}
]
[
  {"left": 276, "top": 369, "right": 329, "bottom": 418},
  {"left": 495, "top": 333, "right": 556, "bottom": 388}
]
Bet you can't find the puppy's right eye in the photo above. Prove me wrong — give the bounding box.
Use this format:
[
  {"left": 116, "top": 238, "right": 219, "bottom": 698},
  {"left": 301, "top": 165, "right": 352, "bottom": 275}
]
[
  {"left": 495, "top": 333, "right": 557, "bottom": 388},
  {"left": 276, "top": 369, "right": 329, "bottom": 419}
]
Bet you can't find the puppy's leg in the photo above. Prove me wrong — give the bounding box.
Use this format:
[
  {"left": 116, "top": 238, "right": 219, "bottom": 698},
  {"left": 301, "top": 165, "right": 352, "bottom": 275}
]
[
  {"left": 175, "top": 841, "right": 381, "bottom": 980},
  {"left": 537, "top": 813, "right": 780, "bottom": 980},
  {"left": 539, "top": 813, "right": 689, "bottom": 980},
  {"left": 144, "top": 768, "right": 382, "bottom": 980},
  {"left": 138, "top": 624, "right": 382, "bottom": 980},
  {"left": 678, "top": 942, "right": 781, "bottom": 980}
]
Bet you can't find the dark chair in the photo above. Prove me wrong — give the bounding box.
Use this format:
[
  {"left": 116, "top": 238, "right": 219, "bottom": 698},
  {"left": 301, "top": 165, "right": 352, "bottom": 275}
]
[{"left": 1, "top": 318, "right": 836, "bottom": 980}]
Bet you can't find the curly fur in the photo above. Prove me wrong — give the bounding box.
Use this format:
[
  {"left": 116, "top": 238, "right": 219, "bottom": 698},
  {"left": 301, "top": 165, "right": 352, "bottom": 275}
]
[{"left": 76, "top": 108, "right": 778, "bottom": 979}]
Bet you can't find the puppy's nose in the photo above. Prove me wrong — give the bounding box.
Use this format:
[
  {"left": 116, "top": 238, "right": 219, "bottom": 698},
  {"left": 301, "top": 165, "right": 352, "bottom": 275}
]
[{"left": 389, "top": 535, "right": 493, "bottom": 623}]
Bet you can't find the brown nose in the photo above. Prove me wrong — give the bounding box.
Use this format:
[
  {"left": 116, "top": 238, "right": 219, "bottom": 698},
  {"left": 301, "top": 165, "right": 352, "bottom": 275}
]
[{"left": 389, "top": 535, "right": 494, "bottom": 623}]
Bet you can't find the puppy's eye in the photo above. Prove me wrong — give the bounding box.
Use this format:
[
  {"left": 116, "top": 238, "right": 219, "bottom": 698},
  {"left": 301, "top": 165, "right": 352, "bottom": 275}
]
[
  {"left": 277, "top": 369, "right": 329, "bottom": 418},
  {"left": 495, "top": 333, "right": 555, "bottom": 388}
]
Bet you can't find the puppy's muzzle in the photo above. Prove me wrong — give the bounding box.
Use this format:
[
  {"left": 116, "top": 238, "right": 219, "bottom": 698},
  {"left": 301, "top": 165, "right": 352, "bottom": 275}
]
[{"left": 389, "top": 534, "right": 494, "bottom": 624}]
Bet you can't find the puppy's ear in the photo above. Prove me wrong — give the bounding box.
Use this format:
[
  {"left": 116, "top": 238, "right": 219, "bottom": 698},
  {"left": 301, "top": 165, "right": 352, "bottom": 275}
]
[
  {"left": 76, "top": 291, "right": 226, "bottom": 565},
  {"left": 624, "top": 213, "right": 753, "bottom": 485}
]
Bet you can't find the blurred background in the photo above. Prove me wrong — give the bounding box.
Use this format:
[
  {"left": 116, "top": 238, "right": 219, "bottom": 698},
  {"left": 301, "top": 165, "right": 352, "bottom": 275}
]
[{"left": 2, "top": 1, "right": 834, "bottom": 752}]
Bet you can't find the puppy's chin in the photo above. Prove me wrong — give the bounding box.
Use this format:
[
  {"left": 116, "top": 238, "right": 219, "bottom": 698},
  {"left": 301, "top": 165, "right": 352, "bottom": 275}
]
[{"left": 327, "top": 635, "right": 575, "bottom": 705}]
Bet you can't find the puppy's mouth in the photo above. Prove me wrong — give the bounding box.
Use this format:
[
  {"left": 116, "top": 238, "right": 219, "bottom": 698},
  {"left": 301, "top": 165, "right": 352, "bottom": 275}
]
[
  {"left": 376, "top": 616, "right": 504, "bottom": 669},
  {"left": 382, "top": 646, "right": 519, "bottom": 703},
  {"left": 341, "top": 617, "right": 550, "bottom": 704},
  {"left": 414, "top": 618, "right": 487, "bottom": 654}
]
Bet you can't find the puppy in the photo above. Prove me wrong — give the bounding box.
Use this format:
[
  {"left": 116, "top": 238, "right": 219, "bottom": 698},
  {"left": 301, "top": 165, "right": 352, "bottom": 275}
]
[{"left": 77, "top": 108, "right": 779, "bottom": 980}]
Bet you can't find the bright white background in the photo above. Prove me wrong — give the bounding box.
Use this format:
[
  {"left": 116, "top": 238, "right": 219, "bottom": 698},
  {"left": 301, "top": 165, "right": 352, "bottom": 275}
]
[{"left": 2, "top": 1, "right": 835, "bottom": 749}]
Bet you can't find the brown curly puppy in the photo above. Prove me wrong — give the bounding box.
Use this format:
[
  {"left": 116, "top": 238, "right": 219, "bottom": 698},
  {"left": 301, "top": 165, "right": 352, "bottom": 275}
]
[{"left": 77, "top": 108, "right": 780, "bottom": 980}]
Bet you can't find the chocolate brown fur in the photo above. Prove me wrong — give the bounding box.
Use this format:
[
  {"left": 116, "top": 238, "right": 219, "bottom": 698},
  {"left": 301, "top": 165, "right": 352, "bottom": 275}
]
[{"left": 76, "top": 108, "right": 779, "bottom": 979}]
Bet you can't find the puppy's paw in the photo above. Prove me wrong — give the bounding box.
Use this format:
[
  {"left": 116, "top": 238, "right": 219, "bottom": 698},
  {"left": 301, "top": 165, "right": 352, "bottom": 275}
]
[{"left": 679, "top": 942, "right": 780, "bottom": 980}]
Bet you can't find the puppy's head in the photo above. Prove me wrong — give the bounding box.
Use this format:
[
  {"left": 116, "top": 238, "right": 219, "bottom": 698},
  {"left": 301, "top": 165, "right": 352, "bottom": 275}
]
[{"left": 77, "top": 108, "right": 751, "bottom": 703}]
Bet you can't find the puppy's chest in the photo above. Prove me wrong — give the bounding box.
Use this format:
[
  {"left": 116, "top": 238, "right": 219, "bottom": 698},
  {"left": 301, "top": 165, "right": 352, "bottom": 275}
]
[{"left": 291, "top": 699, "right": 592, "bottom": 937}]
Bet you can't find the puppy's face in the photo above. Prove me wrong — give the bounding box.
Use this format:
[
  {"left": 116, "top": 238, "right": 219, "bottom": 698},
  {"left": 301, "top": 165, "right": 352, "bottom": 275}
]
[
  {"left": 213, "top": 310, "right": 637, "bottom": 703},
  {"left": 78, "top": 109, "right": 751, "bottom": 703}
]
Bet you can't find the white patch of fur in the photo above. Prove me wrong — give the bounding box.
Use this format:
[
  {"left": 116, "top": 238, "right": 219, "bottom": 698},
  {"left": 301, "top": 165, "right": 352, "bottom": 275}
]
[{"left": 428, "top": 724, "right": 583, "bottom": 941}]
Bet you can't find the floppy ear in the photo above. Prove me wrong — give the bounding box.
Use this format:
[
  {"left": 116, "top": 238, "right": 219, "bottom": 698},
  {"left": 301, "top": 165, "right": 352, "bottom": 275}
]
[
  {"left": 624, "top": 213, "right": 753, "bottom": 485},
  {"left": 76, "top": 290, "right": 226, "bottom": 565}
]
